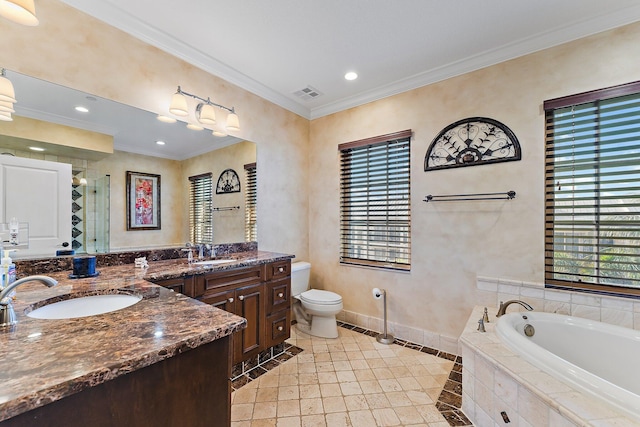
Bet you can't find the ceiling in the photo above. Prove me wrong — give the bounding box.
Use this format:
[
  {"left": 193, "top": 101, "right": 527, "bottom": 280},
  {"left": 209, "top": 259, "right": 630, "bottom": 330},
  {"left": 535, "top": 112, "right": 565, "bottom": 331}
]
[
  {"left": 59, "top": 0, "right": 640, "bottom": 121},
  {"left": 6, "top": 1, "right": 640, "bottom": 161}
]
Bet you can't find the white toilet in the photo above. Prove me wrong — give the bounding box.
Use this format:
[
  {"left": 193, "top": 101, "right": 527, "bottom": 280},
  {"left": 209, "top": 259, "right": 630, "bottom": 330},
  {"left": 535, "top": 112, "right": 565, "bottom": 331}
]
[{"left": 291, "top": 261, "right": 343, "bottom": 339}]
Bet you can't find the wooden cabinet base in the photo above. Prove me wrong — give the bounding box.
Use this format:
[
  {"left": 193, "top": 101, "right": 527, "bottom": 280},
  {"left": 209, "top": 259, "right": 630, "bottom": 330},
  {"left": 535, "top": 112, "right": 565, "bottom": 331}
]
[{"left": 2, "top": 337, "right": 231, "bottom": 427}]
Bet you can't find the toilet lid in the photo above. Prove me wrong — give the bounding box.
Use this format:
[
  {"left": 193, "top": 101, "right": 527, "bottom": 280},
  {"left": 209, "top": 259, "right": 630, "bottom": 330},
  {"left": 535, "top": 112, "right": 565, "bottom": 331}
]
[{"left": 300, "top": 289, "right": 342, "bottom": 305}]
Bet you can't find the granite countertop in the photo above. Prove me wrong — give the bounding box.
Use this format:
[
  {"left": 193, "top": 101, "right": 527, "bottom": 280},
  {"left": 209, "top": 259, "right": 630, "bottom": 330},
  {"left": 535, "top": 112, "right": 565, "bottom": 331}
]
[{"left": 0, "top": 250, "right": 293, "bottom": 422}]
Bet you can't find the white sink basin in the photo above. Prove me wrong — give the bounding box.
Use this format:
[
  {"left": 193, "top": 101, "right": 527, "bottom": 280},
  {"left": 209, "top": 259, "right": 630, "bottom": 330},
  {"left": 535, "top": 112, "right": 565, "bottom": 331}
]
[
  {"left": 192, "top": 259, "right": 235, "bottom": 266},
  {"left": 27, "top": 294, "right": 142, "bottom": 319}
]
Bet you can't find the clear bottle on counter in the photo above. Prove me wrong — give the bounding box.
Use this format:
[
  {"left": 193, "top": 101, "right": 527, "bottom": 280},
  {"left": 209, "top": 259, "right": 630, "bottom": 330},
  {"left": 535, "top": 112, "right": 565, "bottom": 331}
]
[{"left": 9, "top": 217, "right": 19, "bottom": 245}]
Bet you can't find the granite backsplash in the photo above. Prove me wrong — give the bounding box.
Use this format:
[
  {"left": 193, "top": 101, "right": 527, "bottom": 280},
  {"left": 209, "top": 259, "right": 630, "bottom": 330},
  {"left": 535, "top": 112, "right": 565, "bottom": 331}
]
[{"left": 14, "top": 242, "right": 258, "bottom": 276}]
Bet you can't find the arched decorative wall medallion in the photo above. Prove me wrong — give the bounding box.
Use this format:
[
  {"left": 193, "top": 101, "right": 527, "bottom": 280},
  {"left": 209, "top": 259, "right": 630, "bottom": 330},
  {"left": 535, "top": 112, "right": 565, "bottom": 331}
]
[
  {"left": 215, "top": 168, "right": 241, "bottom": 194},
  {"left": 424, "top": 117, "right": 521, "bottom": 171}
]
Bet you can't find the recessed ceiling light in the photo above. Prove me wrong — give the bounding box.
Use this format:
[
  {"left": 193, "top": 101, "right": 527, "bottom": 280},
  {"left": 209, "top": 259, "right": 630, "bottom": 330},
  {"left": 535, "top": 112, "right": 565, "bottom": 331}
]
[
  {"left": 75, "top": 106, "right": 89, "bottom": 113},
  {"left": 156, "top": 140, "right": 165, "bottom": 145},
  {"left": 29, "top": 146, "right": 45, "bottom": 151},
  {"left": 345, "top": 72, "right": 358, "bottom": 81},
  {"left": 186, "top": 123, "right": 204, "bottom": 131},
  {"left": 156, "top": 115, "right": 176, "bottom": 123}
]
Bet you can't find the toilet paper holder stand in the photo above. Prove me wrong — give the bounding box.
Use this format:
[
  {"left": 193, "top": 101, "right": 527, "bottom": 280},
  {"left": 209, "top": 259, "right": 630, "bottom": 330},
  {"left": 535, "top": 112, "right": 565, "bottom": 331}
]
[{"left": 372, "top": 288, "right": 394, "bottom": 345}]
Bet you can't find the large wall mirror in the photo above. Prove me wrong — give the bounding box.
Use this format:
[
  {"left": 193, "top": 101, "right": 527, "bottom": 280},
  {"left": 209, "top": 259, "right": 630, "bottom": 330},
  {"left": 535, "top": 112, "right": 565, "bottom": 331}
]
[{"left": 0, "top": 70, "right": 256, "bottom": 259}]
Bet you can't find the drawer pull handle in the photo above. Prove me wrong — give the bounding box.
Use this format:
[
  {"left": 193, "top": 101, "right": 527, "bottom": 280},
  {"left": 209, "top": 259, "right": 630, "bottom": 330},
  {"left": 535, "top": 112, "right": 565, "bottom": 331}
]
[
  {"left": 278, "top": 267, "right": 284, "bottom": 273},
  {"left": 228, "top": 298, "right": 234, "bottom": 303},
  {"left": 277, "top": 292, "right": 284, "bottom": 298},
  {"left": 277, "top": 326, "right": 284, "bottom": 331},
  {"left": 238, "top": 295, "right": 244, "bottom": 301}
]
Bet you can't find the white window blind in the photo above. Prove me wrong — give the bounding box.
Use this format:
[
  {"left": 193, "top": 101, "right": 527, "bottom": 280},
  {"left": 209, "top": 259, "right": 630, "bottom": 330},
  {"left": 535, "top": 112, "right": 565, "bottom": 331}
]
[
  {"left": 189, "top": 173, "right": 213, "bottom": 244},
  {"left": 339, "top": 130, "right": 411, "bottom": 270},
  {"left": 245, "top": 163, "right": 257, "bottom": 242},
  {"left": 545, "top": 81, "right": 640, "bottom": 294}
]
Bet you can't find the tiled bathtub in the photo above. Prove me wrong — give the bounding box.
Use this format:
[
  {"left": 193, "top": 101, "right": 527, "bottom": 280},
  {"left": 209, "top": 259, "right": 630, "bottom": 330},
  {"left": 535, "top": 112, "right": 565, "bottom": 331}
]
[{"left": 459, "top": 306, "right": 636, "bottom": 426}]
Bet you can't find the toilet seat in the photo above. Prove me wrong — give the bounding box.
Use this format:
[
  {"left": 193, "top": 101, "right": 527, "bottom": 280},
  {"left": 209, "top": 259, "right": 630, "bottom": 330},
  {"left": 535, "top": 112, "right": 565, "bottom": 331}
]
[{"left": 300, "top": 289, "right": 342, "bottom": 305}]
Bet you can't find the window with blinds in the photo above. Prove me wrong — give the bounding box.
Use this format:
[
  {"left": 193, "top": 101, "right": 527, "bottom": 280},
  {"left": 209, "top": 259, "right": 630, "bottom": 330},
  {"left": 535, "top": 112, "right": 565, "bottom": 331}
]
[
  {"left": 544, "top": 81, "right": 640, "bottom": 295},
  {"left": 339, "top": 130, "right": 411, "bottom": 270},
  {"left": 189, "top": 173, "right": 213, "bottom": 244},
  {"left": 245, "top": 163, "right": 257, "bottom": 242}
]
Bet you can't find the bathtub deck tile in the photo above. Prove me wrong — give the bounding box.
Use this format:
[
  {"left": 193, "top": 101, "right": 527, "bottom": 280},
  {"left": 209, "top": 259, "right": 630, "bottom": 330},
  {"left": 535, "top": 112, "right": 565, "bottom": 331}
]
[
  {"left": 519, "top": 371, "right": 573, "bottom": 394},
  {"left": 551, "top": 391, "right": 630, "bottom": 424}
]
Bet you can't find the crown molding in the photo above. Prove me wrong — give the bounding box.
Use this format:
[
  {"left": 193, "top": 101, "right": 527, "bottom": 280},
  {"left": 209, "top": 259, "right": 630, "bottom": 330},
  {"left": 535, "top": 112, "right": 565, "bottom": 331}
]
[{"left": 310, "top": 5, "right": 640, "bottom": 119}]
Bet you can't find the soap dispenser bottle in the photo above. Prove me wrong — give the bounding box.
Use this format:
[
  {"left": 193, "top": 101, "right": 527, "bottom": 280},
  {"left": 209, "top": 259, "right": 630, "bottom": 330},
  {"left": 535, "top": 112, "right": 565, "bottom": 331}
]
[
  {"left": 1, "top": 249, "right": 16, "bottom": 299},
  {"left": 9, "top": 217, "right": 19, "bottom": 246}
]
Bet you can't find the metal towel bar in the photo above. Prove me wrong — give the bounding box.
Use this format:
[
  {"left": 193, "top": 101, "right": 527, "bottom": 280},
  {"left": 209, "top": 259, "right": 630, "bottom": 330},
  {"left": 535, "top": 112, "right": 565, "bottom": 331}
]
[
  {"left": 212, "top": 206, "right": 240, "bottom": 211},
  {"left": 423, "top": 191, "right": 516, "bottom": 202}
]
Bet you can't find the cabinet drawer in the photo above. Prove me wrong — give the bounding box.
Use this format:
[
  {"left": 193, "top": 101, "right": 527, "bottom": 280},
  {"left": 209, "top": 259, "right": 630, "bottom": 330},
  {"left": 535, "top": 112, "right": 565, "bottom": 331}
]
[
  {"left": 266, "top": 309, "right": 291, "bottom": 348},
  {"left": 266, "top": 278, "right": 290, "bottom": 315},
  {"left": 266, "top": 260, "right": 291, "bottom": 280},
  {"left": 196, "top": 265, "right": 264, "bottom": 297},
  {"left": 153, "top": 276, "right": 195, "bottom": 297}
]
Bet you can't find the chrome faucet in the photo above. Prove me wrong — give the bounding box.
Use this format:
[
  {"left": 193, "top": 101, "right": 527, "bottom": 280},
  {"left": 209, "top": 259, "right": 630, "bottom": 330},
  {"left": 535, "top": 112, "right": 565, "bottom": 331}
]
[
  {"left": 496, "top": 300, "right": 534, "bottom": 317},
  {"left": 0, "top": 275, "right": 58, "bottom": 327}
]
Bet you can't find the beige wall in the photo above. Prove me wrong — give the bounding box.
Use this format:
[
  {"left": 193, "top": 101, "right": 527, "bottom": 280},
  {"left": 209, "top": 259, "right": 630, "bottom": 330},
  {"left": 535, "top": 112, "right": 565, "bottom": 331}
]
[
  {"left": 1, "top": 0, "right": 309, "bottom": 260},
  {"left": 309, "top": 22, "right": 640, "bottom": 339}
]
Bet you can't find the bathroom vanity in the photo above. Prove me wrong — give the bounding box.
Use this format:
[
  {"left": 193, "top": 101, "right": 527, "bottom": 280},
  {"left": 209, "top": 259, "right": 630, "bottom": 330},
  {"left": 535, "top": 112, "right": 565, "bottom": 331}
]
[
  {"left": 0, "top": 250, "right": 293, "bottom": 427},
  {"left": 152, "top": 256, "right": 292, "bottom": 365}
]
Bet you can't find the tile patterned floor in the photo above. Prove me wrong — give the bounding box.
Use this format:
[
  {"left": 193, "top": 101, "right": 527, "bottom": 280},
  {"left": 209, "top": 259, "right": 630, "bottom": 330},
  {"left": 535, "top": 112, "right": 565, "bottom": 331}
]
[{"left": 231, "top": 323, "right": 472, "bottom": 427}]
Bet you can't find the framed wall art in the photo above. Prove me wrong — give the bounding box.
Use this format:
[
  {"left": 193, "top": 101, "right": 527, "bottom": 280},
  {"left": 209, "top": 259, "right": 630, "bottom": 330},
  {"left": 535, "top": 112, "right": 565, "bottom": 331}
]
[
  {"left": 424, "top": 117, "right": 521, "bottom": 171},
  {"left": 126, "top": 171, "right": 161, "bottom": 230}
]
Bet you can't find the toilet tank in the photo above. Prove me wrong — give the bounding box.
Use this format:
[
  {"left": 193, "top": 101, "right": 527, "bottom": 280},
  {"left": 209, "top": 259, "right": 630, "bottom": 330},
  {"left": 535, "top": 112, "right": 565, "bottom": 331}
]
[{"left": 291, "top": 261, "right": 311, "bottom": 296}]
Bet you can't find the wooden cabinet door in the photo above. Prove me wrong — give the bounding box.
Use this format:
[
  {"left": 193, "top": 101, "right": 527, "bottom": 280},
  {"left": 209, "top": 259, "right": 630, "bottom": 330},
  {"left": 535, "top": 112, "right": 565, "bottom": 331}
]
[
  {"left": 200, "top": 286, "right": 236, "bottom": 312},
  {"left": 233, "top": 283, "right": 265, "bottom": 365}
]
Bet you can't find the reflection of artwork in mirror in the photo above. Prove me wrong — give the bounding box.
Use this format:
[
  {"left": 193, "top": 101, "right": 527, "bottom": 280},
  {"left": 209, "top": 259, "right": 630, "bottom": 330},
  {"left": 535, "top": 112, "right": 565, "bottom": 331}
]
[
  {"left": 216, "top": 168, "right": 241, "bottom": 194},
  {"left": 126, "top": 171, "right": 161, "bottom": 230}
]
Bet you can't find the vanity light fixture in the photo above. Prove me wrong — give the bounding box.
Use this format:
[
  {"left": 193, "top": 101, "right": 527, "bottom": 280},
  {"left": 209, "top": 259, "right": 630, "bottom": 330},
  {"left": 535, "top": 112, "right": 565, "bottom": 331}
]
[
  {"left": 0, "top": 0, "right": 39, "bottom": 26},
  {"left": 169, "top": 86, "right": 240, "bottom": 132},
  {"left": 0, "top": 100, "right": 14, "bottom": 113},
  {"left": 0, "top": 110, "right": 13, "bottom": 121},
  {"left": 0, "top": 68, "right": 16, "bottom": 103}
]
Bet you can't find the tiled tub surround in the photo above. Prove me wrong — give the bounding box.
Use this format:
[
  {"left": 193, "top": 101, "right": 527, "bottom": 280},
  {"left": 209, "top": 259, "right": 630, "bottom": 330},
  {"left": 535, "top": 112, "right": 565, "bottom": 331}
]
[
  {"left": 0, "top": 251, "right": 292, "bottom": 422},
  {"left": 476, "top": 276, "right": 640, "bottom": 331},
  {"left": 460, "top": 306, "right": 636, "bottom": 426}
]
